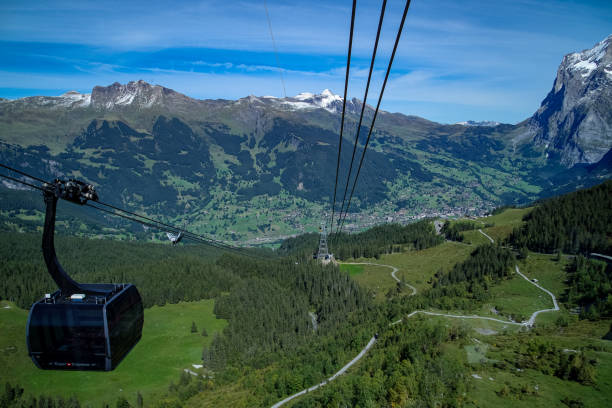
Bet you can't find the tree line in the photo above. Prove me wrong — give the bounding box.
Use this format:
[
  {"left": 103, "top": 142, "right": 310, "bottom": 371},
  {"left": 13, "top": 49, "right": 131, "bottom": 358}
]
[
  {"left": 441, "top": 219, "right": 492, "bottom": 242},
  {"left": 508, "top": 180, "right": 611, "bottom": 255},
  {"left": 564, "top": 256, "right": 612, "bottom": 320},
  {"left": 278, "top": 220, "right": 443, "bottom": 261},
  {"left": 203, "top": 255, "right": 371, "bottom": 372},
  {"left": 0, "top": 232, "right": 233, "bottom": 308}
]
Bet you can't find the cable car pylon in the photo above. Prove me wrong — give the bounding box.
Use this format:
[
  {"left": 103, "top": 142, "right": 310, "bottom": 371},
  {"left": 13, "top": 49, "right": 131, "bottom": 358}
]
[{"left": 313, "top": 223, "right": 334, "bottom": 264}]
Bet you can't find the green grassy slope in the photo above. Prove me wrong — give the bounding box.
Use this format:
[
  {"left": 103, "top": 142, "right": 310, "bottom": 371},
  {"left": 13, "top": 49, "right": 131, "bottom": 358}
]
[
  {"left": 340, "top": 264, "right": 398, "bottom": 303},
  {"left": 377, "top": 241, "right": 474, "bottom": 292},
  {"left": 0, "top": 299, "right": 226, "bottom": 407},
  {"left": 466, "top": 320, "right": 612, "bottom": 408}
]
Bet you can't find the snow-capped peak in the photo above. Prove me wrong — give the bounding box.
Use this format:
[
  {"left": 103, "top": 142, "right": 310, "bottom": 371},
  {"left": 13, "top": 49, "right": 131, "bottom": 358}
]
[
  {"left": 284, "top": 89, "right": 344, "bottom": 113},
  {"left": 564, "top": 34, "right": 612, "bottom": 81},
  {"left": 456, "top": 120, "right": 500, "bottom": 127},
  {"left": 319, "top": 89, "right": 342, "bottom": 106}
]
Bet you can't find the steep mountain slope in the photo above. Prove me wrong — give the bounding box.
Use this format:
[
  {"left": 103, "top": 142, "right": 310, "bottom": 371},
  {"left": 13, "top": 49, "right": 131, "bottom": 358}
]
[
  {"left": 0, "top": 37, "right": 611, "bottom": 243},
  {"left": 525, "top": 34, "right": 612, "bottom": 166}
]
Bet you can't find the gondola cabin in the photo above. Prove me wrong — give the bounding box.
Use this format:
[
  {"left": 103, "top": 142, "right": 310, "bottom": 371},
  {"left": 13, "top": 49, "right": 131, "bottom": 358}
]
[
  {"left": 26, "top": 178, "right": 144, "bottom": 371},
  {"left": 27, "top": 284, "right": 143, "bottom": 371}
]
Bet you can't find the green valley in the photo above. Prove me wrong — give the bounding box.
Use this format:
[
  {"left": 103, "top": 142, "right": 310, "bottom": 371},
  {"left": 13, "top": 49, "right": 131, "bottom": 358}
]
[{"left": 1, "top": 182, "right": 611, "bottom": 407}]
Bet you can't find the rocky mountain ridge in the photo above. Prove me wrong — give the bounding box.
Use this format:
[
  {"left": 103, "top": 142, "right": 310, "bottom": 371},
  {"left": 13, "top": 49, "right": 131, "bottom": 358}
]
[
  {"left": 2, "top": 80, "right": 368, "bottom": 115},
  {"left": 527, "top": 34, "right": 612, "bottom": 166}
]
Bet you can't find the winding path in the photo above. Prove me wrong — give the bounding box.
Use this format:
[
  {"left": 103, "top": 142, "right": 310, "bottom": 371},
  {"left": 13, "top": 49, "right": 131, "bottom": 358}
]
[
  {"left": 514, "top": 265, "right": 559, "bottom": 325},
  {"left": 270, "top": 337, "right": 377, "bottom": 408},
  {"left": 478, "top": 229, "right": 495, "bottom": 243},
  {"left": 270, "top": 254, "right": 560, "bottom": 407},
  {"left": 591, "top": 253, "right": 612, "bottom": 262},
  {"left": 395, "top": 265, "right": 560, "bottom": 328}
]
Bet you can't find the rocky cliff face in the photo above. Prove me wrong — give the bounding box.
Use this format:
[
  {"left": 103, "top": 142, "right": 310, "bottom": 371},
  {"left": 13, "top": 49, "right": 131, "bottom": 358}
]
[{"left": 529, "top": 34, "right": 612, "bottom": 166}]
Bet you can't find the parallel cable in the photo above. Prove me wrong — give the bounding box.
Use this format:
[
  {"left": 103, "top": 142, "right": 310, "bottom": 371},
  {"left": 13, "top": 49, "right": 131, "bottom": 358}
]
[
  {"left": 0, "top": 162, "right": 261, "bottom": 257},
  {"left": 329, "top": 0, "right": 357, "bottom": 239},
  {"left": 94, "top": 199, "right": 223, "bottom": 243},
  {"left": 0, "top": 172, "right": 45, "bottom": 191},
  {"left": 264, "top": 0, "right": 287, "bottom": 98},
  {"left": 85, "top": 202, "right": 251, "bottom": 255},
  {"left": 0, "top": 163, "right": 49, "bottom": 185},
  {"left": 89, "top": 201, "right": 257, "bottom": 256},
  {"left": 337, "top": 0, "right": 412, "bottom": 235},
  {"left": 335, "top": 0, "right": 387, "bottom": 236}
]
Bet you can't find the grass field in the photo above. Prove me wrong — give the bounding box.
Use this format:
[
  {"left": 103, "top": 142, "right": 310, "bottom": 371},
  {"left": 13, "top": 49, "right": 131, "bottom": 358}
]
[
  {"left": 0, "top": 299, "right": 226, "bottom": 407},
  {"left": 518, "top": 253, "right": 569, "bottom": 298},
  {"left": 378, "top": 241, "right": 474, "bottom": 292},
  {"left": 456, "top": 207, "right": 532, "bottom": 245},
  {"left": 478, "top": 207, "right": 532, "bottom": 242},
  {"left": 402, "top": 312, "right": 523, "bottom": 336},
  {"left": 482, "top": 208, "right": 532, "bottom": 227},
  {"left": 466, "top": 320, "right": 612, "bottom": 408},
  {"left": 481, "top": 275, "right": 555, "bottom": 322},
  {"left": 341, "top": 263, "right": 398, "bottom": 303},
  {"left": 339, "top": 263, "right": 364, "bottom": 277},
  {"left": 461, "top": 229, "right": 491, "bottom": 246}
]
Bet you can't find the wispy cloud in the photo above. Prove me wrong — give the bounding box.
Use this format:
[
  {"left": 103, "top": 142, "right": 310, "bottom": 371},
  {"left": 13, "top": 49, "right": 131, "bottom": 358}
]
[{"left": 0, "top": 0, "right": 611, "bottom": 123}]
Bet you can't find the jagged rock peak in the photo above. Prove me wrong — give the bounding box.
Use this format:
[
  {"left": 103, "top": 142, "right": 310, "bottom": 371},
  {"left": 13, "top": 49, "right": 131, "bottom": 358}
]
[
  {"left": 90, "top": 80, "right": 192, "bottom": 110},
  {"left": 556, "top": 34, "right": 612, "bottom": 90},
  {"left": 529, "top": 34, "right": 612, "bottom": 167}
]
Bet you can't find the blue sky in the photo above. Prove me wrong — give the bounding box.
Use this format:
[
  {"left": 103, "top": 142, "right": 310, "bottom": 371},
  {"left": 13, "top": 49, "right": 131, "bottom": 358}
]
[{"left": 0, "top": 0, "right": 611, "bottom": 123}]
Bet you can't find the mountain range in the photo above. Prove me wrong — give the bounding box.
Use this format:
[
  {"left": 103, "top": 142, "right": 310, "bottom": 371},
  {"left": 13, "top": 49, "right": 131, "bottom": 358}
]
[{"left": 0, "top": 35, "right": 611, "bottom": 243}]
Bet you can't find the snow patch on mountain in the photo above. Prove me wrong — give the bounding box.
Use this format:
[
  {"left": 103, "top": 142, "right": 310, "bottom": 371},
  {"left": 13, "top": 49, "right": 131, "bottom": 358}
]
[
  {"left": 294, "top": 92, "right": 314, "bottom": 100},
  {"left": 456, "top": 120, "right": 500, "bottom": 127},
  {"left": 530, "top": 33, "right": 612, "bottom": 166},
  {"left": 58, "top": 91, "right": 92, "bottom": 107},
  {"left": 557, "top": 34, "right": 612, "bottom": 89},
  {"left": 280, "top": 89, "right": 347, "bottom": 113}
]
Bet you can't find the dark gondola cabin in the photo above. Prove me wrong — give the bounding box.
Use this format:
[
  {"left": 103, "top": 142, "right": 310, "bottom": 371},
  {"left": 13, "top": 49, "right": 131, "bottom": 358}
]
[
  {"left": 26, "top": 179, "right": 144, "bottom": 371},
  {"left": 27, "top": 284, "right": 143, "bottom": 370}
]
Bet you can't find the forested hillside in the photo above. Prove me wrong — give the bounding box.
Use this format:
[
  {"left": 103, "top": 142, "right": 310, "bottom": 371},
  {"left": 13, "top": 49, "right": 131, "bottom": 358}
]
[
  {"left": 278, "top": 220, "right": 443, "bottom": 260},
  {"left": 0, "top": 233, "right": 229, "bottom": 308},
  {"left": 441, "top": 219, "right": 492, "bottom": 242},
  {"left": 564, "top": 256, "right": 612, "bottom": 320},
  {"left": 509, "top": 180, "right": 612, "bottom": 254}
]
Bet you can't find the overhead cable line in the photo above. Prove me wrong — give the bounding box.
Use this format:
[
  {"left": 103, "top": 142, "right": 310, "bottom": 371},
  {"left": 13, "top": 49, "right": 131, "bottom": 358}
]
[
  {"left": 94, "top": 199, "right": 229, "bottom": 245},
  {"left": 264, "top": 0, "right": 287, "bottom": 98},
  {"left": 329, "top": 0, "right": 357, "bottom": 238},
  {"left": 0, "top": 163, "right": 49, "bottom": 185},
  {"left": 335, "top": 0, "right": 387, "bottom": 237},
  {"left": 337, "top": 0, "right": 412, "bottom": 235},
  {"left": 0, "top": 172, "right": 45, "bottom": 192},
  {"left": 85, "top": 202, "right": 252, "bottom": 256},
  {"left": 0, "top": 163, "right": 261, "bottom": 257},
  {"left": 92, "top": 200, "right": 257, "bottom": 256}
]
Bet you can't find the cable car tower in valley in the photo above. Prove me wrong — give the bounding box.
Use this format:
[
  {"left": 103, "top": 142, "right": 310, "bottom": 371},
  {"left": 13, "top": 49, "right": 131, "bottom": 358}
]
[{"left": 315, "top": 223, "right": 333, "bottom": 264}]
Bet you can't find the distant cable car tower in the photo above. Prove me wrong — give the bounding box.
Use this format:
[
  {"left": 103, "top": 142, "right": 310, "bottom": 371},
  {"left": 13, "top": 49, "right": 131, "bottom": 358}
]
[{"left": 315, "top": 223, "right": 333, "bottom": 263}]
